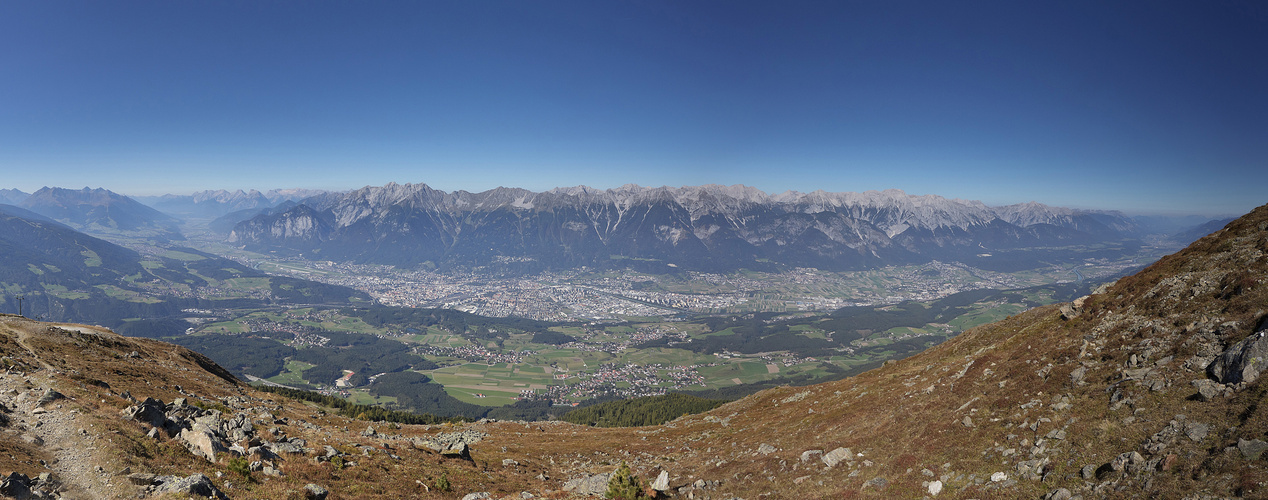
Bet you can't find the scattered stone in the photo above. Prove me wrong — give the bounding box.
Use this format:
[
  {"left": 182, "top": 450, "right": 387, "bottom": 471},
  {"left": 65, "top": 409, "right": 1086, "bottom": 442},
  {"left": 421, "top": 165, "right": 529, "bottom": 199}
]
[
  {"left": 962, "top": 416, "right": 974, "bottom": 428},
  {"left": 35, "top": 389, "right": 64, "bottom": 407},
  {"left": 362, "top": 425, "right": 376, "bottom": 437},
  {"left": 990, "top": 472, "right": 1007, "bottom": 482},
  {"left": 1044, "top": 487, "right": 1073, "bottom": 500},
  {"left": 800, "top": 449, "right": 823, "bottom": 462},
  {"left": 822, "top": 447, "right": 851, "bottom": 468},
  {"left": 864, "top": 477, "right": 887, "bottom": 490},
  {"left": 1186, "top": 422, "right": 1210, "bottom": 442},
  {"left": 563, "top": 472, "right": 613, "bottom": 495},
  {"left": 651, "top": 471, "right": 669, "bottom": 492},
  {"left": 152, "top": 473, "right": 229, "bottom": 500},
  {"left": 440, "top": 442, "right": 472, "bottom": 460},
  {"left": 928, "top": 479, "right": 943, "bottom": 496},
  {"left": 461, "top": 493, "right": 491, "bottom": 500},
  {"left": 1081, "top": 464, "right": 1097, "bottom": 480},
  {"left": 1070, "top": 366, "right": 1088, "bottom": 386},
  {"left": 1238, "top": 438, "right": 1268, "bottom": 460},
  {"left": 1191, "top": 379, "right": 1222, "bottom": 401},
  {"left": 179, "top": 423, "right": 232, "bottom": 462},
  {"left": 1208, "top": 321, "right": 1268, "bottom": 385},
  {"left": 757, "top": 443, "right": 776, "bottom": 455},
  {"left": 0, "top": 473, "right": 32, "bottom": 498},
  {"left": 502, "top": 458, "right": 519, "bottom": 467},
  {"left": 304, "top": 483, "right": 329, "bottom": 500}
]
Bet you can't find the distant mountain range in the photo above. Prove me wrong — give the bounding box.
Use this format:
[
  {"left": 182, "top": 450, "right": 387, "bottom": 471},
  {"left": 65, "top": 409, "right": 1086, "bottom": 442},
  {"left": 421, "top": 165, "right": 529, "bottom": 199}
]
[
  {"left": 134, "top": 188, "right": 329, "bottom": 218},
  {"left": 0, "top": 188, "right": 27, "bottom": 205},
  {"left": 227, "top": 183, "right": 1198, "bottom": 273},
  {"left": 19, "top": 187, "right": 182, "bottom": 239}
]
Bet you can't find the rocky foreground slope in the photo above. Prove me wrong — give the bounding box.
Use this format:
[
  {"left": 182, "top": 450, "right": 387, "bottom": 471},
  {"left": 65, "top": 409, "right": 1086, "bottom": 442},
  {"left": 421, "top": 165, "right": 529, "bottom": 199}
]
[{"left": 1, "top": 204, "right": 1267, "bottom": 499}]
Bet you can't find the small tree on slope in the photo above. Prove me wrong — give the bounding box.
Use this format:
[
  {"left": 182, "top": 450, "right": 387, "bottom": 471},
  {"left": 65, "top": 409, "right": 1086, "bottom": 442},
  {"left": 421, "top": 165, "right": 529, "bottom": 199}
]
[{"left": 607, "top": 462, "right": 648, "bottom": 500}]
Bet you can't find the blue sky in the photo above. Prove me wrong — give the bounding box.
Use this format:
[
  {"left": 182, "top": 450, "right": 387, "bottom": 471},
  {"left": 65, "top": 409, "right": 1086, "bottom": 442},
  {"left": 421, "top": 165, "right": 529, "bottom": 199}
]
[{"left": 1, "top": 1, "right": 1264, "bottom": 215}]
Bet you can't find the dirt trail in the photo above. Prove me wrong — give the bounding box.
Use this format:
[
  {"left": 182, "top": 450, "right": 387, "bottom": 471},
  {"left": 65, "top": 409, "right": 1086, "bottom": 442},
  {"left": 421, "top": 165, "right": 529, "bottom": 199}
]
[
  {"left": 0, "top": 317, "right": 130, "bottom": 499},
  {"left": 1, "top": 372, "right": 124, "bottom": 499}
]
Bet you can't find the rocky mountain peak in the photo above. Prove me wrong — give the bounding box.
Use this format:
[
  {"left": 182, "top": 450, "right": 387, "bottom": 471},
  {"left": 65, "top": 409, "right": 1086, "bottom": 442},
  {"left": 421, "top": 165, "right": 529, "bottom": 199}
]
[{"left": 229, "top": 182, "right": 1154, "bottom": 272}]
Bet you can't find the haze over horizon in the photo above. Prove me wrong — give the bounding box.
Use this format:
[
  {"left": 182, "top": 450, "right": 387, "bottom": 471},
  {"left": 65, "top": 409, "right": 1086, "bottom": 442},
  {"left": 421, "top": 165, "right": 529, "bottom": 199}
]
[{"left": 2, "top": 1, "right": 1265, "bottom": 217}]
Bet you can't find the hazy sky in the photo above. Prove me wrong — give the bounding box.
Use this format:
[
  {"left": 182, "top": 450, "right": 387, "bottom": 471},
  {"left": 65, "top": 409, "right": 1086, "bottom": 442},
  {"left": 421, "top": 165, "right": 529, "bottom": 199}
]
[{"left": 1, "top": 1, "right": 1264, "bottom": 215}]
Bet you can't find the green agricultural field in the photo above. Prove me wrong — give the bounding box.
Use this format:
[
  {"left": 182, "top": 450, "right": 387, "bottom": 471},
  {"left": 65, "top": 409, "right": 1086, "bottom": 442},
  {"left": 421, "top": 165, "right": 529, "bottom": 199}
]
[
  {"left": 947, "top": 303, "right": 1027, "bottom": 330},
  {"left": 790, "top": 324, "right": 829, "bottom": 339},
  {"left": 81, "top": 250, "right": 102, "bottom": 267},
  {"left": 220, "top": 277, "right": 271, "bottom": 291},
  {"left": 344, "top": 389, "right": 397, "bottom": 407},
  {"left": 883, "top": 326, "right": 929, "bottom": 335},
  {"left": 697, "top": 360, "right": 773, "bottom": 386},
  {"left": 95, "top": 284, "right": 163, "bottom": 303},
  {"left": 616, "top": 347, "right": 707, "bottom": 367},
  {"left": 428, "top": 362, "right": 552, "bottom": 406},
  {"left": 267, "top": 360, "right": 317, "bottom": 387},
  {"left": 160, "top": 250, "right": 207, "bottom": 261}
]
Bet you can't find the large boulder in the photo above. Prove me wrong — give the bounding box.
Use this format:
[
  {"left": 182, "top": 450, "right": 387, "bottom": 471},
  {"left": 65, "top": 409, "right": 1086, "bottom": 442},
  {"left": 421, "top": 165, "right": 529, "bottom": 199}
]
[
  {"left": 651, "top": 471, "right": 669, "bottom": 492},
  {"left": 122, "top": 397, "right": 170, "bottom": 429},
  {"left": 822, "top": 447, "right": 852, "bottom": 468},
  {"left": 562, "top": 472, "right": 613, "bottom": 495},
  {"left": 179, "top": 423, "right": 233, "bottom": 462},
  {"left": 1207, "top": 320, "right": 1268, "bottom": 385},
  {"left": 152, "top": 473, "right": 228, "bottom": 500}
]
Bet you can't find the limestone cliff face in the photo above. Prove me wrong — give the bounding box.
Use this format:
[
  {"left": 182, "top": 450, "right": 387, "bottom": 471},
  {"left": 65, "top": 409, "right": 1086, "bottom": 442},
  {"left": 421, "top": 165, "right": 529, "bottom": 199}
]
[
  {"left": 229, "top": 204, "right": 331, "bottom": 244},
  {"left": 228, "top": 183, "right": 1144, "bottom": 271}
]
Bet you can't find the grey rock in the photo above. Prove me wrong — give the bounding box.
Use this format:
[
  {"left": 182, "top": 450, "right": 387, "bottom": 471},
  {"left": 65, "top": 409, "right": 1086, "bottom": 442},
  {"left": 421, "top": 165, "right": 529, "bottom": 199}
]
[
  {"left": 179, "top": 423, "right": 232, "bottom": 462},
  {"left": 822, "top": 447, "right": 852, "bottom": 468},
  {"left": 757, "top": 443, "right": 776, "bottom": 455},
  {"left": 1191, "top": 379, "right": 1222, "bottom": 401},
  {"left": 1081, "top": 464, "right": 1096, "bottom": 480},
  {"left": 1239, "top": 438, "right": 1268, "bottom": 460},
  {"left": 153, "top": 473, "right": 229, "bottom": 500},
  {"left": 0, "top": 473, "right": 32, "bottom": 499},
  {"left": 461, "top": 494, "right": 491, "bottom": 500},
  {"left": 35, "top": 389, "right": 64, "bottom": 407},
  {"left": 123, "top": 397, "right": 170, "bottom": 429},
  {"left": 1045, "top": 488, "right": 1073, "bottom": 500},
  {"left": 362, "top": 425, "right": 376, "bottom": 437},
  {"left": 1070, "top": 366, "right": 1088, "bottom": 386},
  {"left": 269, "top": 441, "right": 305, "bottom": 454},
  {"left": 865, "top": 476, "right": 888, "bottom": 490},
  {"left": 1208, "top": 322, "right": 1268, "bottom": 385},
  {"left": 800, "top": 449, "right": 823, "bottom": 462},
  {"left": 304, "top": 483, "right": 329, "bottom": 500},
  {"left": 441, "top": 441, "right": 471, "bottom": 460},
  {"left": 651, "top": 470, "right": 669, "bottom": 491},
  {"left": 962, "top": 415, "right": 974, "bottom": 427},
  {"left": 563, "top": 472, "right": 613, "bottom": 495},
  {"left": 1186, "top": 422, "right": 1210, "bottom": 442}
]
